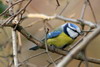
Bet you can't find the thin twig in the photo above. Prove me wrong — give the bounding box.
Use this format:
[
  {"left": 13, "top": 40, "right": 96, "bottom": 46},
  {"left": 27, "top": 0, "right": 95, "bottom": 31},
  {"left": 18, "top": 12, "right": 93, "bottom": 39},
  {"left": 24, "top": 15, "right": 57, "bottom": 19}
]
[
  {"left": 24, "top": 20, "right": 42, "bottom": 28},
  {"left": 87, "top": 0, "right": 98, "bottom": 24},
  {"left": 81, "top": 50, "right": 89, "bottom": 67},
  {"left": 43, "top": 20, "right": 56, "bottom": 67},
  {"left": 79, "top": 0, "right": 88, "bottom": 30},
  {"left": 17, "top": 32, "right": 22, "bottom": 53},
  {"left": 8, "top": 59, "right": 14, "bottom": 67},
  {"left": 0, "top": 0, "right": 25, "bottom": 16},
  {"left": 43, "top": 20, "right": 49, "bottom": 52},
  {"left": 59, "top": 0, "right": 69, "bottom": 15},
  {"left": 25, "top": 62, "right": 37, "bottom": 67},
  {"left": 56, "top": 0, "right": 60, "bottom": 9},
  {"left": 1, "top": 0, "right": 32, "bottom": 25},
  {"left": 80, "top": 0, "right": 88, "bottom": 19},
  {"left": 45, "top": 55, "right": 63, "bottom": 67},
  {"left": 2, "top": 36, "right": 12, "bottom": 48},
  {"left": 1, "top": 27, "right": 9, "bottom": 37},
  {"left": 46, "top": 52, "right": 57, "bottom": 67},
  {"left": 77, "top": 61, "right": 83, "bottom": 67},
  {"left": 18, "top": 51, "right": 46, "bottom": 66},
  {"left": 7, "top": 0, "right": 19, "bottom": 67}
]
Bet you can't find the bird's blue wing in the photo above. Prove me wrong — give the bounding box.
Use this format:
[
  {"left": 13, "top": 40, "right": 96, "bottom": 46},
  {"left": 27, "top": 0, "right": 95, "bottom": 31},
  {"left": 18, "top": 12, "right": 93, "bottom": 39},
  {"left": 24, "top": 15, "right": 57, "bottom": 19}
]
[
  {"left": 29, "top": 31, "right": 62, "bottom": 51},
  {"left": 47, "top": 31, "right": 62, "bottom": 39}
]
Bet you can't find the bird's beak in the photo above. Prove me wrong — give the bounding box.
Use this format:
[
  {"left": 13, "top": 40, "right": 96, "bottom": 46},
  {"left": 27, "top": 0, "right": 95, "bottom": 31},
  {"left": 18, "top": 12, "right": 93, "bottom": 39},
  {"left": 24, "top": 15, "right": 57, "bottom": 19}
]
[
  {"left": 79, "top": 30, "right": 92, "bottom": 36},
  {"left": 79, "top": 31, "right": 84, "bottom": 36}
]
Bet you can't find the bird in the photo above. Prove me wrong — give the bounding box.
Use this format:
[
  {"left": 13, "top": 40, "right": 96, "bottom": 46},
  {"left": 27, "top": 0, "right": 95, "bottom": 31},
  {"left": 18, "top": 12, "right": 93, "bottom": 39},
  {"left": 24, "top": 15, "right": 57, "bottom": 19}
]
[{"left": 29, "top": 23, "right": 81, "bottom": 50}]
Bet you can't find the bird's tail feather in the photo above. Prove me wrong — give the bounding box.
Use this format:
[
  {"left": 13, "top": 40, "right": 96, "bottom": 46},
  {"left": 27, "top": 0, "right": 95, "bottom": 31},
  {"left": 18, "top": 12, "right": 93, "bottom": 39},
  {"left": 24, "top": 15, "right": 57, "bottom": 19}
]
[{"left": 29, "top": 46, "right": 39, "bottom": 50}]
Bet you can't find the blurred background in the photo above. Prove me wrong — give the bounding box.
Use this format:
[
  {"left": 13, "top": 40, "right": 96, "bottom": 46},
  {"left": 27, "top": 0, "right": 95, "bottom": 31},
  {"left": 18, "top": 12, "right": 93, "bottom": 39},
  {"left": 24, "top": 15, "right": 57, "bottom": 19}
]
[{"left": 0, "top": 0, "right": 100, "bottom": 67}]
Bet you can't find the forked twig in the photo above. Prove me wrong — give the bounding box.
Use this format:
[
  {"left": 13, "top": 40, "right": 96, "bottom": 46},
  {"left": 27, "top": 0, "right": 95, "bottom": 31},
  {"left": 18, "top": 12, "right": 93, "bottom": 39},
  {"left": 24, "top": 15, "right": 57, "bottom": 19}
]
[
  {"left": 77, "top": 61, "right": 83, "bottom": 67},
  {"left": 43, "top": 20, "right": 56, "bottom": 67},
  {"left": 56, "top": 0, "right": 60, "bottom": 9},
  {"left": 45, "top": 55, "right": 63, "bottom": 67},
  {"left": 59, "top": 0, "right": 69, "bottom": 15},
  {"left": 18, "top": 51, "right": 46, "bottom": 66},
  {"left": 1, "top": 0, "right": 32, "bottom": 25},
  {"left": 87, "top": 0, "right": 98, "bottom": 24},
  {"left": 0, "top": 0, "right": 25, "bottom": 16}
]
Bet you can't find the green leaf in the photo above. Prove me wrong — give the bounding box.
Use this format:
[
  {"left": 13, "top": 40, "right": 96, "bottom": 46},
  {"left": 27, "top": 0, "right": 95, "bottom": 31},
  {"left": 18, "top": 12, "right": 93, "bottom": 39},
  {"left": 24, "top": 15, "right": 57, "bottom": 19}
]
[{"left": 0, "top": 1, "right": 8, "bottom": 18}]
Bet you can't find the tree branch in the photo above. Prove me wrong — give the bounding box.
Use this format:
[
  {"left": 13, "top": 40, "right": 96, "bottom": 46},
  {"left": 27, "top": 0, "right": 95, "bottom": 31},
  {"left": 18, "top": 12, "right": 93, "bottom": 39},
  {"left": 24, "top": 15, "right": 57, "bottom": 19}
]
[
  {"left": 12, "top": 29, "right": 18, "bottom": 67},
  {"left": 26, "top": 14, "right": 96, "bottom": 28}
]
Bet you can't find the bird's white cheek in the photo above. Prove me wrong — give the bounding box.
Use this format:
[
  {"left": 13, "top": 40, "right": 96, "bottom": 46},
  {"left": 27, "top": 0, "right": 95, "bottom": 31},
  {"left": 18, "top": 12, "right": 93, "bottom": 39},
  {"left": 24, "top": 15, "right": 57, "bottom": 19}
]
[{"left": 67, "top": 28, "right": 78, "bottom": 38}]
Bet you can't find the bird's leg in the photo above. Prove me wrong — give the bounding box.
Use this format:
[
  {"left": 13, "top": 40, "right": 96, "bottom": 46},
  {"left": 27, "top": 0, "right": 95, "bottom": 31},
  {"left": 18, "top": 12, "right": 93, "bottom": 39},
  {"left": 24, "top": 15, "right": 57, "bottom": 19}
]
[{"left": 48, "top": 45, "right": 57, "bottom": 52}]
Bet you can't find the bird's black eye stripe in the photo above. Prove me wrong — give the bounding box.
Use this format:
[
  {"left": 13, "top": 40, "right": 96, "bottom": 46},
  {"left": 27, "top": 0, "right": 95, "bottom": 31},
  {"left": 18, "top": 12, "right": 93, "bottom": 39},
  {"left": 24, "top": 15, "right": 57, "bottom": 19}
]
[
  {"left": 68, "top": 27, "right": 80, "bottom": 35},
  {"left": 63, "top": 23, "right": 80, "bottom": 39},
  {"left": 63, "top": 24, "right": 70, "bottom": 37}
]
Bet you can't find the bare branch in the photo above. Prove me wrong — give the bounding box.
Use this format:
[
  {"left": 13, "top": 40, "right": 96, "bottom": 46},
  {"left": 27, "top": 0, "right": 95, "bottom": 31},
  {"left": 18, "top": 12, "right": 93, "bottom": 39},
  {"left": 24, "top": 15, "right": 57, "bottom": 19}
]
[
  {"left": 16, "top": 25, "right": 43, "bottom": 47},
  {"left": 17, "top": 32, "right": 22, "bottom": 53},
  {"left": 12, "top": 29, "right": 18, "bottom": 67},
  {"left": 1, "top": 0, "right": 32, "bottom": 25},
  {"left": 56, "top": 0, "right": 60, "bottom": 9},
  {"left": 56, "top": 0, "right": 60, "bottom": 6},
  {"left": 7, "top": 0, "right": 19, "bottom": 67},
  {"left": 87, "top": 0, "right": 98, "bottom": 24},
  {"left": 0, "top": 0, "right": 25, "bottom": 16},
  {"left": 45, "top": 56, "right": 63, "bottom": 67},
  {"left": 26, "top": 14, "right": 96, "bottom": 28},
  {"left": 59, "top": 0, "right": 69, "bottom": 15},
  {"left": 80, "top": 0, "right": 88, "bottom": 19}
]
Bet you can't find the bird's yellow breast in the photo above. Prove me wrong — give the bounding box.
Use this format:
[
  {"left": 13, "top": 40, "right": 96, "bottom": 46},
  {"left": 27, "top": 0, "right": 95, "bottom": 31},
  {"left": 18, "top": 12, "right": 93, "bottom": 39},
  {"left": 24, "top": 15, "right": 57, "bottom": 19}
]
[{"left": 47, "top": 32, "right": 74, "bottom": 48}]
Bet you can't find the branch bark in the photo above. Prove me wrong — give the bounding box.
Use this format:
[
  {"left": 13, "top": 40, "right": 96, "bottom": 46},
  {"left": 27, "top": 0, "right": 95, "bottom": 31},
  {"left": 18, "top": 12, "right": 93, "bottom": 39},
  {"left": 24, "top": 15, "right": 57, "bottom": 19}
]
[
  {"left": 12, "top": 29, "right": 18, "bottom": 67},
  {"left": 27, "top": 14, "right": 96, "bottom": 28}
]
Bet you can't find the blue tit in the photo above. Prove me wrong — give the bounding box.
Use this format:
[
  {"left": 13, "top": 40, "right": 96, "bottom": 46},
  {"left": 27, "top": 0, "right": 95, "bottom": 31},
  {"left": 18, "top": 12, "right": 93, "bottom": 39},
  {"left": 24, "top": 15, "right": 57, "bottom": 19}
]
[{"left": 29, "top": 23, "right": 81, "bottom": 50}]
